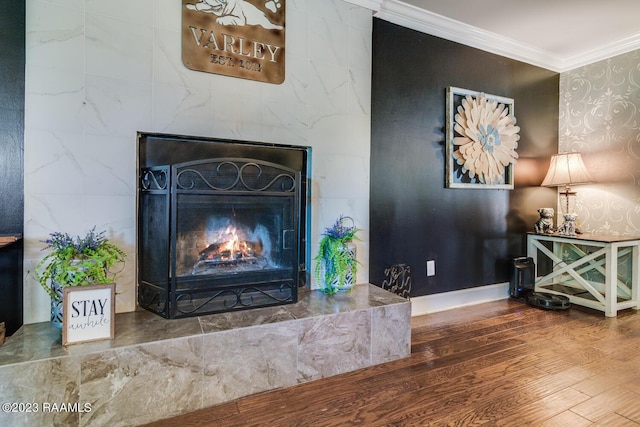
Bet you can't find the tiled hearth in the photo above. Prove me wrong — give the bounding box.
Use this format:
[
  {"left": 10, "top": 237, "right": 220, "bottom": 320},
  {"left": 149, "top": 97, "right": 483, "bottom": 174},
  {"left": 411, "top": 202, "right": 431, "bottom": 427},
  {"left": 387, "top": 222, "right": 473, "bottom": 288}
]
[{"left": 0, "top": 284, "right": 410, "bottom": 426}]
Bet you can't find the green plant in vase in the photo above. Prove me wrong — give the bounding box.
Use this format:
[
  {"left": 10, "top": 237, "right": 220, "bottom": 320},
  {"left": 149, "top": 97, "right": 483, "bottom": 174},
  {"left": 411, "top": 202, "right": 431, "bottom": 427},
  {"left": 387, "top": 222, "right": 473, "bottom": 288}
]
[
  {"left": 36, "top": 227, "right": 126, "bottom": 328},
  {"left": 314, "top": 215, "right": 361, "bottom": 295}
]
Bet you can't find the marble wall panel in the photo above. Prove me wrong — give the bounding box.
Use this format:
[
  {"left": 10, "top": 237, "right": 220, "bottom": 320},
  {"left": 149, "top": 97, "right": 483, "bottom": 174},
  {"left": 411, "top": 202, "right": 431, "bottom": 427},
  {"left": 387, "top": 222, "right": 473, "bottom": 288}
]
[
  {"left": 84, "top": 75, "right": 153, "bottom": 138},
  {"left": 0, "top": 357, "right": 81, "bottom": 427},
  {"left": 297, "top": 309, "right": 371, "bottom": 381},
  {"left": 202, "top": 322, "right": 299, "bottom": 406},
  {"left": 85, "top": 0, "right": 154, "bottom": 26},
  {"left": 25, "top": 1, "right": 84, "bottom": 74},
  {"left": 286, "top": 288, "right": 362, "bottom": 318},
  {"left": 24, "top": 66, "right": 85, "bottom": 135},
  {"left": 199, "top": 305, "right": 295, "bottom": 333},
  {"left": 0, "top": 322, "right": 69, "bottom": 363},
  {"left": 79, "top": 336, "right": 203, "bottom": 426},
  {"left": 85, "top": 13, "right": 153, "bottom": 83},
  {"left": 152, "top": 83, "right": 214, "bottom": 136},
  {"left": 371, "top": 304, "right": 411, "bottom": 364}
]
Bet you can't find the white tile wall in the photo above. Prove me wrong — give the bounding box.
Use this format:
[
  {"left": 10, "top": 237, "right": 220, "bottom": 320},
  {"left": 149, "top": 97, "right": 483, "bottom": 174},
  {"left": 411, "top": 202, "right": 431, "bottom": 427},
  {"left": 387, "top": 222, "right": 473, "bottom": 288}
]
[{"left": 23, "top": 0, "right": 373, "bottom": 323}]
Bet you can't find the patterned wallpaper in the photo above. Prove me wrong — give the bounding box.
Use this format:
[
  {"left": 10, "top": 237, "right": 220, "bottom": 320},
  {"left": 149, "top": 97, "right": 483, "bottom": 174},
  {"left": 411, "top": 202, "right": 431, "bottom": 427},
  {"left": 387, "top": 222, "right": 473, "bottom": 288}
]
[{"left": 559, "top": 49, "right": 640, "bottom": 235}]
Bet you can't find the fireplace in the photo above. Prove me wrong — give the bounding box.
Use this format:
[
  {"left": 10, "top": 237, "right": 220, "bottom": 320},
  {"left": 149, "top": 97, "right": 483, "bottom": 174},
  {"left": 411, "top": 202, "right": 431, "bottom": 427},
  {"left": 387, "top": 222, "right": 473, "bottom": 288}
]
[{"left": 137, "top": 133, "right": 309, "bottom": 318}]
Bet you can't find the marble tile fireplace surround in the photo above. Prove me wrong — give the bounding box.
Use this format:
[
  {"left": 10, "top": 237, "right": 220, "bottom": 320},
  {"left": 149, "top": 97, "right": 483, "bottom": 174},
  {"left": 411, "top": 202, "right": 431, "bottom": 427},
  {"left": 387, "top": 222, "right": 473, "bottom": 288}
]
[{"left": 0, "top": 284, "right": 410, "bottom": 426}]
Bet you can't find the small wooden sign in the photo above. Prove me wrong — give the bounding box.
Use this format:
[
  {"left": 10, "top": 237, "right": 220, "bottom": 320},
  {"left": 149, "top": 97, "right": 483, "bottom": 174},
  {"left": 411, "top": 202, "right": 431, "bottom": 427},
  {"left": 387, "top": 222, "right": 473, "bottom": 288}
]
[
  {"left": 62, "top": 283, "right": 115, "bottom": 345},
  {"left": 181, "top": 0, "right": 286, "bottom": 84}
]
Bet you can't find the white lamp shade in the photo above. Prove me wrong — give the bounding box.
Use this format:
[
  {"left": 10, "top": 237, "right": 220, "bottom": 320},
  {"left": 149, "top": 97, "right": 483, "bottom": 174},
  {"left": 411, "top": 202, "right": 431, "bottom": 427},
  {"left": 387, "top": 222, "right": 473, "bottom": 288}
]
[{"left": 541, "top": 152, "right": 594, "bottom": 187}]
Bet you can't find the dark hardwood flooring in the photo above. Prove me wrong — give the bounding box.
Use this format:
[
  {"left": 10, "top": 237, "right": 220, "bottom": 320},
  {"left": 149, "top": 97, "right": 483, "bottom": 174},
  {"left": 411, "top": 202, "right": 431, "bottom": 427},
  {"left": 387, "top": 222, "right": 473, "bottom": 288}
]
[{"left": 145, "top": 299, "right": 640, "bottom": 426}]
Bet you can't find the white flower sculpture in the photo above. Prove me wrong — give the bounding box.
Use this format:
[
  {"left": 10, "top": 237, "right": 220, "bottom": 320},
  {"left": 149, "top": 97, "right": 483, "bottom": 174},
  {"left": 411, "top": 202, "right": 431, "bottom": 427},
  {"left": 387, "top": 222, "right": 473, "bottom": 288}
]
[{"left": 453, "top": 94, "right": 520, "bottom": 185}]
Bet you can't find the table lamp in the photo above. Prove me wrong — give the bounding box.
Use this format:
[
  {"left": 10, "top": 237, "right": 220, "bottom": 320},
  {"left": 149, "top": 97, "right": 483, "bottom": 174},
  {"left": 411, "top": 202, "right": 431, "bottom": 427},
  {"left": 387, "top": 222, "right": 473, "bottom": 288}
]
[{"left": 541, "top": 152, "right": 594, "bottom": 234}]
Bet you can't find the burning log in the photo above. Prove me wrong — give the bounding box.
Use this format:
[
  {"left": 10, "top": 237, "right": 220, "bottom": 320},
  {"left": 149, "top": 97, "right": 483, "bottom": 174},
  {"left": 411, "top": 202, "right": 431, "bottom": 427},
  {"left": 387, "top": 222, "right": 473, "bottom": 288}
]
[{"left": 191, "top": 239, "right": 266, "bottom": 275}]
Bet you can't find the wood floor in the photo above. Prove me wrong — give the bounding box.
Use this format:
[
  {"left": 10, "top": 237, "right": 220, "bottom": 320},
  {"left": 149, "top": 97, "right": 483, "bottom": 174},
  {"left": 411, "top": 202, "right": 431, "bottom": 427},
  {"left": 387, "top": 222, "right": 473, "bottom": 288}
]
[{"left": 145, "top": 299, "right": 640, "bottom": 426}]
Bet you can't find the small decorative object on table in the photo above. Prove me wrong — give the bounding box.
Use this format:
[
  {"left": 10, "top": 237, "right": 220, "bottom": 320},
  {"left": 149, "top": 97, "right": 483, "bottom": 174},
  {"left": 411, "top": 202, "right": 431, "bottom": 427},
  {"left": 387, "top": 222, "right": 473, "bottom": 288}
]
[
  {"left": 314, "top": 215, "right": 361, "bottom": 295},
  {"left": 557, "top": 213, "right": 577, "bottom": 236},
  {"left": 62, "top": 283, "right": 115, "bottom": 345},
  {"left": 36, "top": 227, "right": 126, "bottom": 329},
  {"left": 534, "top": 208, "right": 555, "bottom": 234}
]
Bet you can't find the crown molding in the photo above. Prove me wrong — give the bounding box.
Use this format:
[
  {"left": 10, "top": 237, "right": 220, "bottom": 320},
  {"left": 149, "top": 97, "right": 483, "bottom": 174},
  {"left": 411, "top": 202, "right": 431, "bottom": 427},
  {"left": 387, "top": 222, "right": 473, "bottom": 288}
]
[
  {"left": 369, "top": 0, "right": 640, "bottom": 73},
  {"left": 343, "top": 0, "right": 383, "bottom": 12},
  {"left": 559, "top": 32, "right": 640, "bottom": 71}
]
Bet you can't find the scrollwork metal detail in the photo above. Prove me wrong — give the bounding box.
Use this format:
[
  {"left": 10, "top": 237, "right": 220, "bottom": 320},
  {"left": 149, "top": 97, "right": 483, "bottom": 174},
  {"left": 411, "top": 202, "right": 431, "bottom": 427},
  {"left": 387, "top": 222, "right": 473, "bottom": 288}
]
[
  {"left": 138, "top": 285, "right": 167, "bottom": 314},
  {"left": 175, "top": 160, "right": 295, "bottom": 193},
  {"left": 174, "top": 284, "right": 294, "bottom": 315},
  {"left": 239, "top": 162, "right": 296, "bottom": 192},
  {"left": 141, "top": 169, "right": 168, "bottom": 191},
  {"left": 382, "top": 264, "right": 412, "bottom": 299},
  {"left": 176, "top": 161, "right": 241, "bottom": 191}
]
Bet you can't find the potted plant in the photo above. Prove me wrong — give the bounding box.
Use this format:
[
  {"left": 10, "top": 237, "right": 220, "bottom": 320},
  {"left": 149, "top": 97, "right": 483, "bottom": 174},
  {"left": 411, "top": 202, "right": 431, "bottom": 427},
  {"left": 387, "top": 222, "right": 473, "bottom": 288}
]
[
  {"left": 36, "top": 227, "right": 126, "bottom": 329},
  {"left": 314, "top": 215, "right": 361, "bottom": 295}
]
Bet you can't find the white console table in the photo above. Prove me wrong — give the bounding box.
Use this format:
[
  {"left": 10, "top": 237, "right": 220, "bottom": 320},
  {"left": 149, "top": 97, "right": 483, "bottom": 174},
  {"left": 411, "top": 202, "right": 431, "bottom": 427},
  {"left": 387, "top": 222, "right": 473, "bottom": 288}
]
[{"left": 527, "top": 233, "right": 640, "bottom": 317}]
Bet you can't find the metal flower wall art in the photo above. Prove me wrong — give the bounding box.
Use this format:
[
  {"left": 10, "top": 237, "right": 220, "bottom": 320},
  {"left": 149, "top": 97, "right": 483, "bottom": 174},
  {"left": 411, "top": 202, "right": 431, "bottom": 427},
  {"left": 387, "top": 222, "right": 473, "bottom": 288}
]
[{"left": 446, "top": 87, "right": 520, "bottom": 189}]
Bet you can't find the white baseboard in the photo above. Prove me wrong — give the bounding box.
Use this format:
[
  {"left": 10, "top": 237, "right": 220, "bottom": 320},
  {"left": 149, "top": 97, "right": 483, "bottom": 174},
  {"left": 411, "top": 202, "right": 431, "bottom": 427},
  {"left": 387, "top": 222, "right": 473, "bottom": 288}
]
[{"left": 411, "top": 282, "right": 509, "bottom": 317}]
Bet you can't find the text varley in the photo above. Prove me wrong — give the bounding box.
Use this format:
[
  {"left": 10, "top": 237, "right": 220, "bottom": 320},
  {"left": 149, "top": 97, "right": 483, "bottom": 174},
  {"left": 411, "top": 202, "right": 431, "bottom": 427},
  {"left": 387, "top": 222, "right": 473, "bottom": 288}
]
[{"left": 189, "top": 26, "right": 281, "bottom": 62}]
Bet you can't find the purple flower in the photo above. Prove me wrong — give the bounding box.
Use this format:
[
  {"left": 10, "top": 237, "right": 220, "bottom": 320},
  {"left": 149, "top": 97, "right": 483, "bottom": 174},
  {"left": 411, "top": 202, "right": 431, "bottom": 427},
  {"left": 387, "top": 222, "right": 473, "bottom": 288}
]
[
  {"left": 41, "top": 226, "right": 108, "bottom": 255},
  {"left": 323, "top": 215, "right": 359, "bottom": 240}
]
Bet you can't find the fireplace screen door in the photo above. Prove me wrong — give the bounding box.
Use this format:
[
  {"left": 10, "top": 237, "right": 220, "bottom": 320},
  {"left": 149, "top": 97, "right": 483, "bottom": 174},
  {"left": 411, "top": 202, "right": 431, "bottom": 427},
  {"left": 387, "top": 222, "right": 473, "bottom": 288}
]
[{"left": 138, "top": 158, "right": 302, "bottom": 318}]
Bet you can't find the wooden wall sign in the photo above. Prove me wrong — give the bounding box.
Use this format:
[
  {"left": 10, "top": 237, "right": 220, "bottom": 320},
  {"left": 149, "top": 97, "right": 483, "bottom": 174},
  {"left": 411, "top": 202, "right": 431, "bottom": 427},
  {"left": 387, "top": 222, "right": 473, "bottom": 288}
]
[
  {"left": 62, "top": 283, "right": 115, "bottom": 345},
  {"left": 182, "top": 0, "right": 286, "bottom": 84}
]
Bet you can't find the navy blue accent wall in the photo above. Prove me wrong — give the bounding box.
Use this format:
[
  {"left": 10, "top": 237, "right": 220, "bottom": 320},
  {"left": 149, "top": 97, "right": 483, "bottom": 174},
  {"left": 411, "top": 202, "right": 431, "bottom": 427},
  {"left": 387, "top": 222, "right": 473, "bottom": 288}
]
[
  {"left": 370, "top": 19, "right": 558, "bottom": 296},
  {"left": 0, "top": 1, "right": 25, "bottom": 335}
]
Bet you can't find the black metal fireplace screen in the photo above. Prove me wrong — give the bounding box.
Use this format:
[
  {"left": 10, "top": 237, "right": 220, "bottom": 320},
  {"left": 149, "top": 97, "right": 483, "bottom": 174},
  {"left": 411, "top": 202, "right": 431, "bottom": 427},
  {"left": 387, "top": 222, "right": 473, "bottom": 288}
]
[{"left": 138, "top": 157, "right": 302, "bottom": 318}]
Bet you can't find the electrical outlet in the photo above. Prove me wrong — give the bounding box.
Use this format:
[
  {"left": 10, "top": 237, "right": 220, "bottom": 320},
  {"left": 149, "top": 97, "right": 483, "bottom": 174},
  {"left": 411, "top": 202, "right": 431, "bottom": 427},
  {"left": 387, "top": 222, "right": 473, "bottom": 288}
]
[{"left": 426, "top": 260, "right": 436, "bottom": 277}]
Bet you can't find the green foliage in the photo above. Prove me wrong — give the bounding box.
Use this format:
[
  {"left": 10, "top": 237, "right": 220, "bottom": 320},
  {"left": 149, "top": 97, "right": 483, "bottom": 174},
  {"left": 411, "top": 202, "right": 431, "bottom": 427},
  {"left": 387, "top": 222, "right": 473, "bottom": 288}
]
[
  {"left": 314, "top": 216, "right": 361, "bottom": 295},
  {"left": 36, "top": 227, "right": 126, "bottom": 301}
]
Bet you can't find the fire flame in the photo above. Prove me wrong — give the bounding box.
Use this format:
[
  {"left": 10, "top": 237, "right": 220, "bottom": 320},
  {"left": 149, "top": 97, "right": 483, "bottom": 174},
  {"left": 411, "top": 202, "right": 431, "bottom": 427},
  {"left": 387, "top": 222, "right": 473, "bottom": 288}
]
[
  {"left": 201, "top": 224, "right": 259, "bottom": 262},
  {"left": 221, "top": 225, "right": 238, "bottom": 259},
  {"left": 214, "top": 225, "right": 246, "bottom": 260},
  {"left": 191, "top": 219, "right": 273, "bottom": 275}
]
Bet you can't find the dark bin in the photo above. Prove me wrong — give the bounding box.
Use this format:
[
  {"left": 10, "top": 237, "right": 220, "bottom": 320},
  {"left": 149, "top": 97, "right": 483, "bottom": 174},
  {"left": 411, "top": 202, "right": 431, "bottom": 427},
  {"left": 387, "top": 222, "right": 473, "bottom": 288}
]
[{"left": 509, "top": 256, "right": 535, "bottom": 299}]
